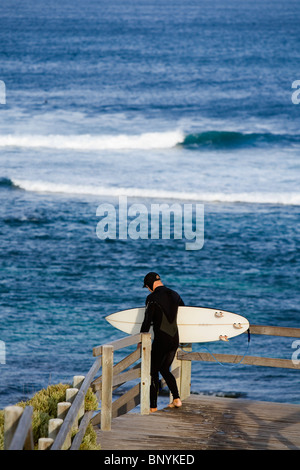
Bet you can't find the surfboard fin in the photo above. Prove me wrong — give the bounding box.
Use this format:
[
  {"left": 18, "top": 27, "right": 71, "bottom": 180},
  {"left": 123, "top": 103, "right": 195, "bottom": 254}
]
[
  {"left": 215, "top": 311, "right": 224, "bottom": 318},
  {"left": 219, "top": 335, "right": 229, "bottom": 341},
  {"left": 233, "top": 323, "right": 243, "bottom": 329}
]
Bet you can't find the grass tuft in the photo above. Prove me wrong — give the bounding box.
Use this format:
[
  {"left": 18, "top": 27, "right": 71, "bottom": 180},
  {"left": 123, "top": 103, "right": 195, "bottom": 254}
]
[{"left": 0, "top": 383, "right": 100, "bottom": 450}]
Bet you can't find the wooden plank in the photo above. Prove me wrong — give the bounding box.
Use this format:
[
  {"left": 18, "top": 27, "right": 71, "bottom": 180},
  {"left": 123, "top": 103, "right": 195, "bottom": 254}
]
[
  {"left": 90, "top": 410, "right": 101, "bottom": 427},
  {"left": 250, "top": 324, "right": 300, "bottom": 338},
  {"left": 177, "top": 351, "right": 300, "bottom": 370},
  {"left": 92, "top": 345, "right": 103, "bottom": 357},
  {"left": 70, "top": 411, "right": 93, "bottom": 450},
  {"left": 51, "top": 356, "right": 102, "bottom": 450},
  {"left": 93, "top": 334, "right": 142, "bottom": 356},
  {"left": 112, "top": 383, "right": 140, "bottom": 418},
  {"left": 112, "top": 348, "right": 141, "bottom": 376},
  {"left": 95, "top": 395, "right": 300, "bottom": 450},
  {"left": 113, "top": 366, "right": 141, "bottom": 387},
  {"left": 92, "top": 382, "right": 141, "bottom": 426},
  {"left": 9, "top": 406, "right": 34, "bottom": 450},
  {"left": 92, "top": 348, "right": 141, "bottom": 391},
  {"left": 93, "top": 378, "right": 132, "bottom": 397}
]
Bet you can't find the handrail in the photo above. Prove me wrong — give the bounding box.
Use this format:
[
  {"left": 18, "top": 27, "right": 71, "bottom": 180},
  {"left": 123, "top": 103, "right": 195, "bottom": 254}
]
[
  {"left": 249, "top": 324, "right": 300, "bottom": 338},
  {"left": 177, "top": 324, "right": 300, "bottom": 370},
  {"left": 4, "top": 324, "right": 299, "bottom": 450},
  {"left": 52, "top": 332, "right": 150, "bottom": 447},
  {"left": 92, "top": 333, "right": 142, "bottom": 356},
  {"left": 177, "top": 351, "right": 300, "bottom": 369},
  {"left": 51, "top": 357, "right": 102, "bottom": 450},
  {"left": 70, "top": 410, "right": 93, "bottom": 450}
]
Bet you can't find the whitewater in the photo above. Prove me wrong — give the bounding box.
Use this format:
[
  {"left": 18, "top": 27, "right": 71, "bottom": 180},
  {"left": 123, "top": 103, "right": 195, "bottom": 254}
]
[
  {"left": 0, "top": 131, "right": 184, "bottom": 150},
  {"left": 8, "top": 178, "right": 300, "bottom": 206},
  {"left": 1, "top": 125, "right": 299, "bottom": 206},
  {"left": 1, "top": 129, "right": 300, "bottom": 150}
]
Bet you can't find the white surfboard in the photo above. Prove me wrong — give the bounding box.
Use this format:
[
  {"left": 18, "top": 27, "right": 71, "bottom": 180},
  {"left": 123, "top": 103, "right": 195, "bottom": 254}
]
[{"left": 105, "top": 306, "right": 249, "bottom": 343}]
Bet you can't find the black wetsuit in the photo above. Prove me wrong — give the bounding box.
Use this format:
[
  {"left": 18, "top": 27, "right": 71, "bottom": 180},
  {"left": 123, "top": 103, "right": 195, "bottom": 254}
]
[{"left": 140, "top": 285, "right": 184, "bottom": 408}]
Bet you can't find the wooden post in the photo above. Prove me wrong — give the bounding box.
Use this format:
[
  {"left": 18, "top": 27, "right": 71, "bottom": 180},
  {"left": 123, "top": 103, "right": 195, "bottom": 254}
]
[
  {"left": 73, "top": 375, "right": 85, "bottom": 388},
  {"left": 101, "top": 344, "right": 114, "bottom": 431},
  {"left": 57, "top": 402, "right": 72, "bottom": 450},
  {"left": 38, "top": 437, "right": 54, "bottom": 450},
  {"left": 57, "top": 402, "right": 71, "bottom": 420},
  {"left": 140, "top": 333, "right": 151, "bottom": 415},
  {"left": 4, "top": 406, "right": 23, "bottom": 450},
  {"left": 66, "top": 387, "right": 78, "bottom": 404},
  {"left": 48, "top": 418, "right": 63, "bottom": 440},
  {"left": 179, "top": 344, "right": 192, "bottom": 400}
]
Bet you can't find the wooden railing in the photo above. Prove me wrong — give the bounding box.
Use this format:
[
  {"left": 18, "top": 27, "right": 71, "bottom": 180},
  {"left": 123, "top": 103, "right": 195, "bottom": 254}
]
[
  {"left": 3, "top": 325, "right": 300, "bottom": 450},
  {"left": 3, "top": 332, "right": 151, "bottom": 450},
  {"left": 3, "top": 373, "right": 101, "bottom": 451},
  {"left": 90, "top": 332, "right": 151, "bottom": 430},
  {"left": 177, "top": 325, "right": 300, "bottom": 372}
]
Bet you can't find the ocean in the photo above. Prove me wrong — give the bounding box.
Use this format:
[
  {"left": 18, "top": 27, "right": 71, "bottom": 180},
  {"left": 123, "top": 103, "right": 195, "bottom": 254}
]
[{"left": 0, "top": 0, "right": 299, "bottom": 409}]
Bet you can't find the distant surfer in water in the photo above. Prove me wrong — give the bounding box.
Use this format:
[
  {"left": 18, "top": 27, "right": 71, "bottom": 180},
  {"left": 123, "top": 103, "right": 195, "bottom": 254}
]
[{"left": 140, "top": 272, "right": 184, "bottom": 413}]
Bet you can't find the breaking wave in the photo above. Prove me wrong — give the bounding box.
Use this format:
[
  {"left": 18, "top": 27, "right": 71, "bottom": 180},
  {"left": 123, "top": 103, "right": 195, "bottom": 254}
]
[
  {"left": 0, "top": 131, "right": 184, "bottom": 150},
  {"left": 0, "top": 129, "right": 297, "bottom": 151},
  {"left": 5, "top": 178, "right": 300, "bottom": 206},
  {"left": 180, "top": 130, "right": 300, "bottom": 149}
]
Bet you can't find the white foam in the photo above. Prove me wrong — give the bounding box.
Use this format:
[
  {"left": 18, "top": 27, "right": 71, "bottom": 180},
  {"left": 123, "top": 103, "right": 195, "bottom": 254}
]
[
  {"left": 12, "top": 179, "right": 300, "bottom": 205},
  {"left": 0, "top": 130, "right": 184, "bottom": 150}
]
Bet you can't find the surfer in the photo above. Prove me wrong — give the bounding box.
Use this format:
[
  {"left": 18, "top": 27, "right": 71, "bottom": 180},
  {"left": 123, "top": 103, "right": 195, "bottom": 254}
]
[{"left": 140, "top": 272, "right": 184, "bottom": 413}]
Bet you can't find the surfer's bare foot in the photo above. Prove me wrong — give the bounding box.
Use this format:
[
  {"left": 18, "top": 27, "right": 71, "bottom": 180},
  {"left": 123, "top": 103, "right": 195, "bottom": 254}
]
[
  {"left": 150, "top": 407, "right": 158, "bottom": 413},
  {"left": 168, "top": 398, "right": 182, "bottom": 408}
]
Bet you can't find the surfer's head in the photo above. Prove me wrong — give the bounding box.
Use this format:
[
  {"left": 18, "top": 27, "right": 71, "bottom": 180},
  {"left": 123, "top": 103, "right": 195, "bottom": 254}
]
[{"left": 143, "top": 272, "right": 162, "bottom": 292}]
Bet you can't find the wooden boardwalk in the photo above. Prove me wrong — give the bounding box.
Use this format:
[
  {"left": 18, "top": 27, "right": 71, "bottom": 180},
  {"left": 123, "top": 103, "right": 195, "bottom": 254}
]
[{"left": 95, "top": 394, "right": 300, "bottom": 450}]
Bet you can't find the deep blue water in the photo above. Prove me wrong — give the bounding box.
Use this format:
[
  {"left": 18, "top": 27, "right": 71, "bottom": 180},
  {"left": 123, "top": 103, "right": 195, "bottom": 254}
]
[{"left": 0, "top": 0, "right": 299, "bottom": 408}]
